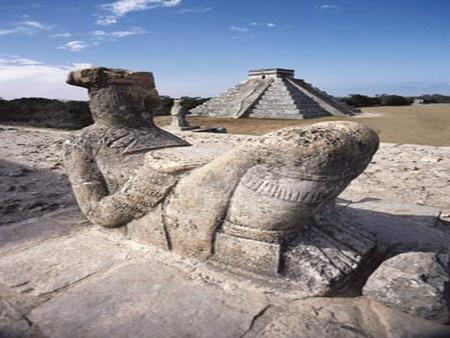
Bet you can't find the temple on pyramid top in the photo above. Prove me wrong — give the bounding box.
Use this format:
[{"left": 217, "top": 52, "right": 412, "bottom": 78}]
[
  {"left": 248, "top": 68, "right": 295, "bottom": 79},
  {"left": 190, "top": 68, "right": 360, "bottom": 119}
]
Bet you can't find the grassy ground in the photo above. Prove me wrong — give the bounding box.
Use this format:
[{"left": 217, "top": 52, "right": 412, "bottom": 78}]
[{"left": 155, "top": 104, "right": 450, "bottom": 146}]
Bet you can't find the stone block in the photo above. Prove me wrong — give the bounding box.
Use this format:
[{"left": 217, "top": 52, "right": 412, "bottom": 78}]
[
  {"left": 245, "top": 297, "right": 450, "bottom": 338},
  {"left": 214, "top": 232, "right": 281, "bottom": 276},
  {"left": 0, "top": 208, "right": 87, "bottom": 255},
  {"left": 29, "top": 261, "right": 268, "bottom": 338},
  {"left": 0, "top": 232, "right": 128, "bottom": 296}
]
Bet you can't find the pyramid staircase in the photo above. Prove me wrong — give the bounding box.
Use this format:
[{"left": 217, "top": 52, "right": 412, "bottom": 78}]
[
  {"left": 190, "top": 69, "right": 360, "bottom": 119},
  {"left": 247, "top": 78, "right": 330, "bottom": 119},
  {"left": 190, "top": 79, "right": 272, "bottom": 118}
]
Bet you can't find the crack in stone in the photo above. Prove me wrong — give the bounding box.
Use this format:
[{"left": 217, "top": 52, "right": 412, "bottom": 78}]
[{"left": 240, "top": 305, "right": 271, "bottom": 338}]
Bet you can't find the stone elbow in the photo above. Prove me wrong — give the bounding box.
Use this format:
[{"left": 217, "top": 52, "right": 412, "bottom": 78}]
[{"left": 87, "top": 209, "right": 128, "bottom": 228}]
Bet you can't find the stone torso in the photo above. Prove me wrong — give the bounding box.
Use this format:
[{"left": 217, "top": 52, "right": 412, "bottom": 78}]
[{"left": 66, "top": 124, "right": 189, "bottom": 194}]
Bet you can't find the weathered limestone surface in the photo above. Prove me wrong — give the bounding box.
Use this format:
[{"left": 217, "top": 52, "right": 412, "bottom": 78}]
[
  {"left": 0, "top": 206, "right": 448, "bottom": 337},
  {"left": 0, "top": 127, "right": 74, "bottom": 224},
  {"left": 0, "top": 207, "right": 87, "bottom": 255},
  {"left": 344, "top": 199, "right": 449, "bottom": 253},
  {"left": 0, "top": 298, "right": 31, "bottom": 338},
  {"left": 246, "top": 297, "right": 450, "bottom": 338},
  {"left": 29, "top": 261, "right": 269, "bottom": 338},
  {"left": 363, "top": 252, "right": 450, "bottom": 324},
  {"left": 191, "top": 68, "right": 359, "bottom": 119},
  {"left": 0, "top": 231, "right": 129, "bottom": 297},
  {"left": 341, "top": 143, "right": 450, "bottom": 212}
]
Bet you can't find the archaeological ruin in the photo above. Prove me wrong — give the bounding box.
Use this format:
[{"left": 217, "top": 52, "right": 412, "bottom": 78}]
[
  {"left": 190, "top": 68, "right": 360, "bottom": 119},
  {"left": 62, "top": 67, "right": 449, "bottom": 309},
  {"left": 0, "top": 67, "right": 448, "bottom": 338}
]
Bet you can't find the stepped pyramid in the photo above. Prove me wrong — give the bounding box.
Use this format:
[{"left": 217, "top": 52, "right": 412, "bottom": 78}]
[{"left": 191, "top": 68, "right": 359, "bottom": 119}]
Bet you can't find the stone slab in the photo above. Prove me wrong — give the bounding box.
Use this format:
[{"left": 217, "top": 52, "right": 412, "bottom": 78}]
[
  {"left": 246, "top": 297, "right": 450, "bottom": 338},
  {"left": 0, "top": 231, "right": 128, "bottom": 297},
  {"left": 343, "top": 199, "right": 449, "bottom": 253},
  {"left": 29, "top": 261, "right": 269, "bottom": 338},
  {"left": 0, "top": 207, "right": 87, "bottom": 255},
  {"left": 363, "top": 252, "right": 450, "bottom": 323}
]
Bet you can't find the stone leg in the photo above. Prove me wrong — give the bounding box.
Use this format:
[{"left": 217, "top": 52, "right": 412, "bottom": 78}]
[{"left": 163, "top": 121, "right": 379, "bottom": 288}]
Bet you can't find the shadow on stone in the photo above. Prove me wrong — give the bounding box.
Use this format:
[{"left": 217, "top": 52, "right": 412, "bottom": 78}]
[{"left": 0, "top": 159, "right": 76, "bottom": 225}]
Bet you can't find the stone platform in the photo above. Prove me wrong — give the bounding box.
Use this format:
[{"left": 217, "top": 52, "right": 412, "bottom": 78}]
[
  {"left": 1, "top": 125, "right": 450, "bottom": 337},
  {"left": 1, "top": 200, "right": 449, "bottom": 337}
]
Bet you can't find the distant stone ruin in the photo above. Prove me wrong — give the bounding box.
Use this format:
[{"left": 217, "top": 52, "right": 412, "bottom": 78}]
[
  {"left": 191, "top": 68, "right": 359, "bottom": 119},
  {"left": 413, "top": 98, "right": 425, "bottom": 105},
  {"left": 165, "top": 98, "right": 225, "bottom": 133},
  {"left": 63, "top": 67, "right": 380, "bottom": 295},
  {"left": 167, "top": 98, "right": 200, "bottom": 131}
]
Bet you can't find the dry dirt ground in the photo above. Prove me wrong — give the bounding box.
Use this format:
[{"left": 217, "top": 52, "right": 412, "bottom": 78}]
[{"left": 156, "top": 103, "right": 450, "bottom": 146}]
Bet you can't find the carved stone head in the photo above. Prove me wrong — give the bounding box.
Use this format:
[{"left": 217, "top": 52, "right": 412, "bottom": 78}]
[{"left": 67, "top": 67, "right": 161, "bottom": 127}]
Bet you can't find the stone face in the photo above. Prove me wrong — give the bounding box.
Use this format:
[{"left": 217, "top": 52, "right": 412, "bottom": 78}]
[
  {"left": 29, "top": 261, "right": 269, "bottom": 338},
  {"left": 191, "top": 68, "right": 359, "bottom": 119},
  {"left": 363, "top": 252, "right": 450, "bottom": 324},
  {"left": 0, "top": 231, "right": 128, "bottom": 297}
]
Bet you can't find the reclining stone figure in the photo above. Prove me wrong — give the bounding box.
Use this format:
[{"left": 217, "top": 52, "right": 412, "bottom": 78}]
[{"left": 64, "top": 67, "right": 379, "bottom": 294}]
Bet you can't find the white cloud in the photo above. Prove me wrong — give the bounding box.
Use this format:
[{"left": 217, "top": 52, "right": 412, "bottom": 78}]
[
  {"left": 230, "top": 25, "right": 249, "bottom": 33},
  {"left": 90, "top": 27, "right": 146, "bottom": 39},
  {"left": 96, "top": 0, "right": 182, "bottom": 25},
  {"left": 249, "top": 22, "right": 278, "bottom": 28},
  {"left": 0, "top": 55, "right": 89, "bottom": 100},
  {"left": 50, "top": 32, "right": 72, "bottom": 38},
  {"left": 58, "top": 41, "right": 89, "bottom": 52},
  {"left": 178, "top": 7, "right": 212, "bottom": 14},
  {"left": 72, "top": 63, "right": 94, "bottom": 69},
  {"left": 319, "top": 4, "right": 341, "bottom": 10},
  {"left": 96, "top": 16, "right": 118, "bottom": 25},
  {"left": 21, "top": 20, "right": 47, "bottom": 29},
  {"left": 0, "top": 20, "right": 51, "bottom": 36},
  {"left": 0, "top": 27, "right": 23, "bottom": 36}
]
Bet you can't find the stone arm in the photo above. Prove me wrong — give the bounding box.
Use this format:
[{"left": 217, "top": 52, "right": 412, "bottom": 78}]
[{"left": 63, "top": 143, "right": 176, "bottom": 228}]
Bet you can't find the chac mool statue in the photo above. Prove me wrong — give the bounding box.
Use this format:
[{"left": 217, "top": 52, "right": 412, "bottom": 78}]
[{"left": 64, "top": 67, "right": 379, "bottom": 294}]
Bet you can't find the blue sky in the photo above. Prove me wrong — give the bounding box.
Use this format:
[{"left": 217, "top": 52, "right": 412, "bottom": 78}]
[{"left": 0, "top": 0, "right": 449, "bottom": 100}]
